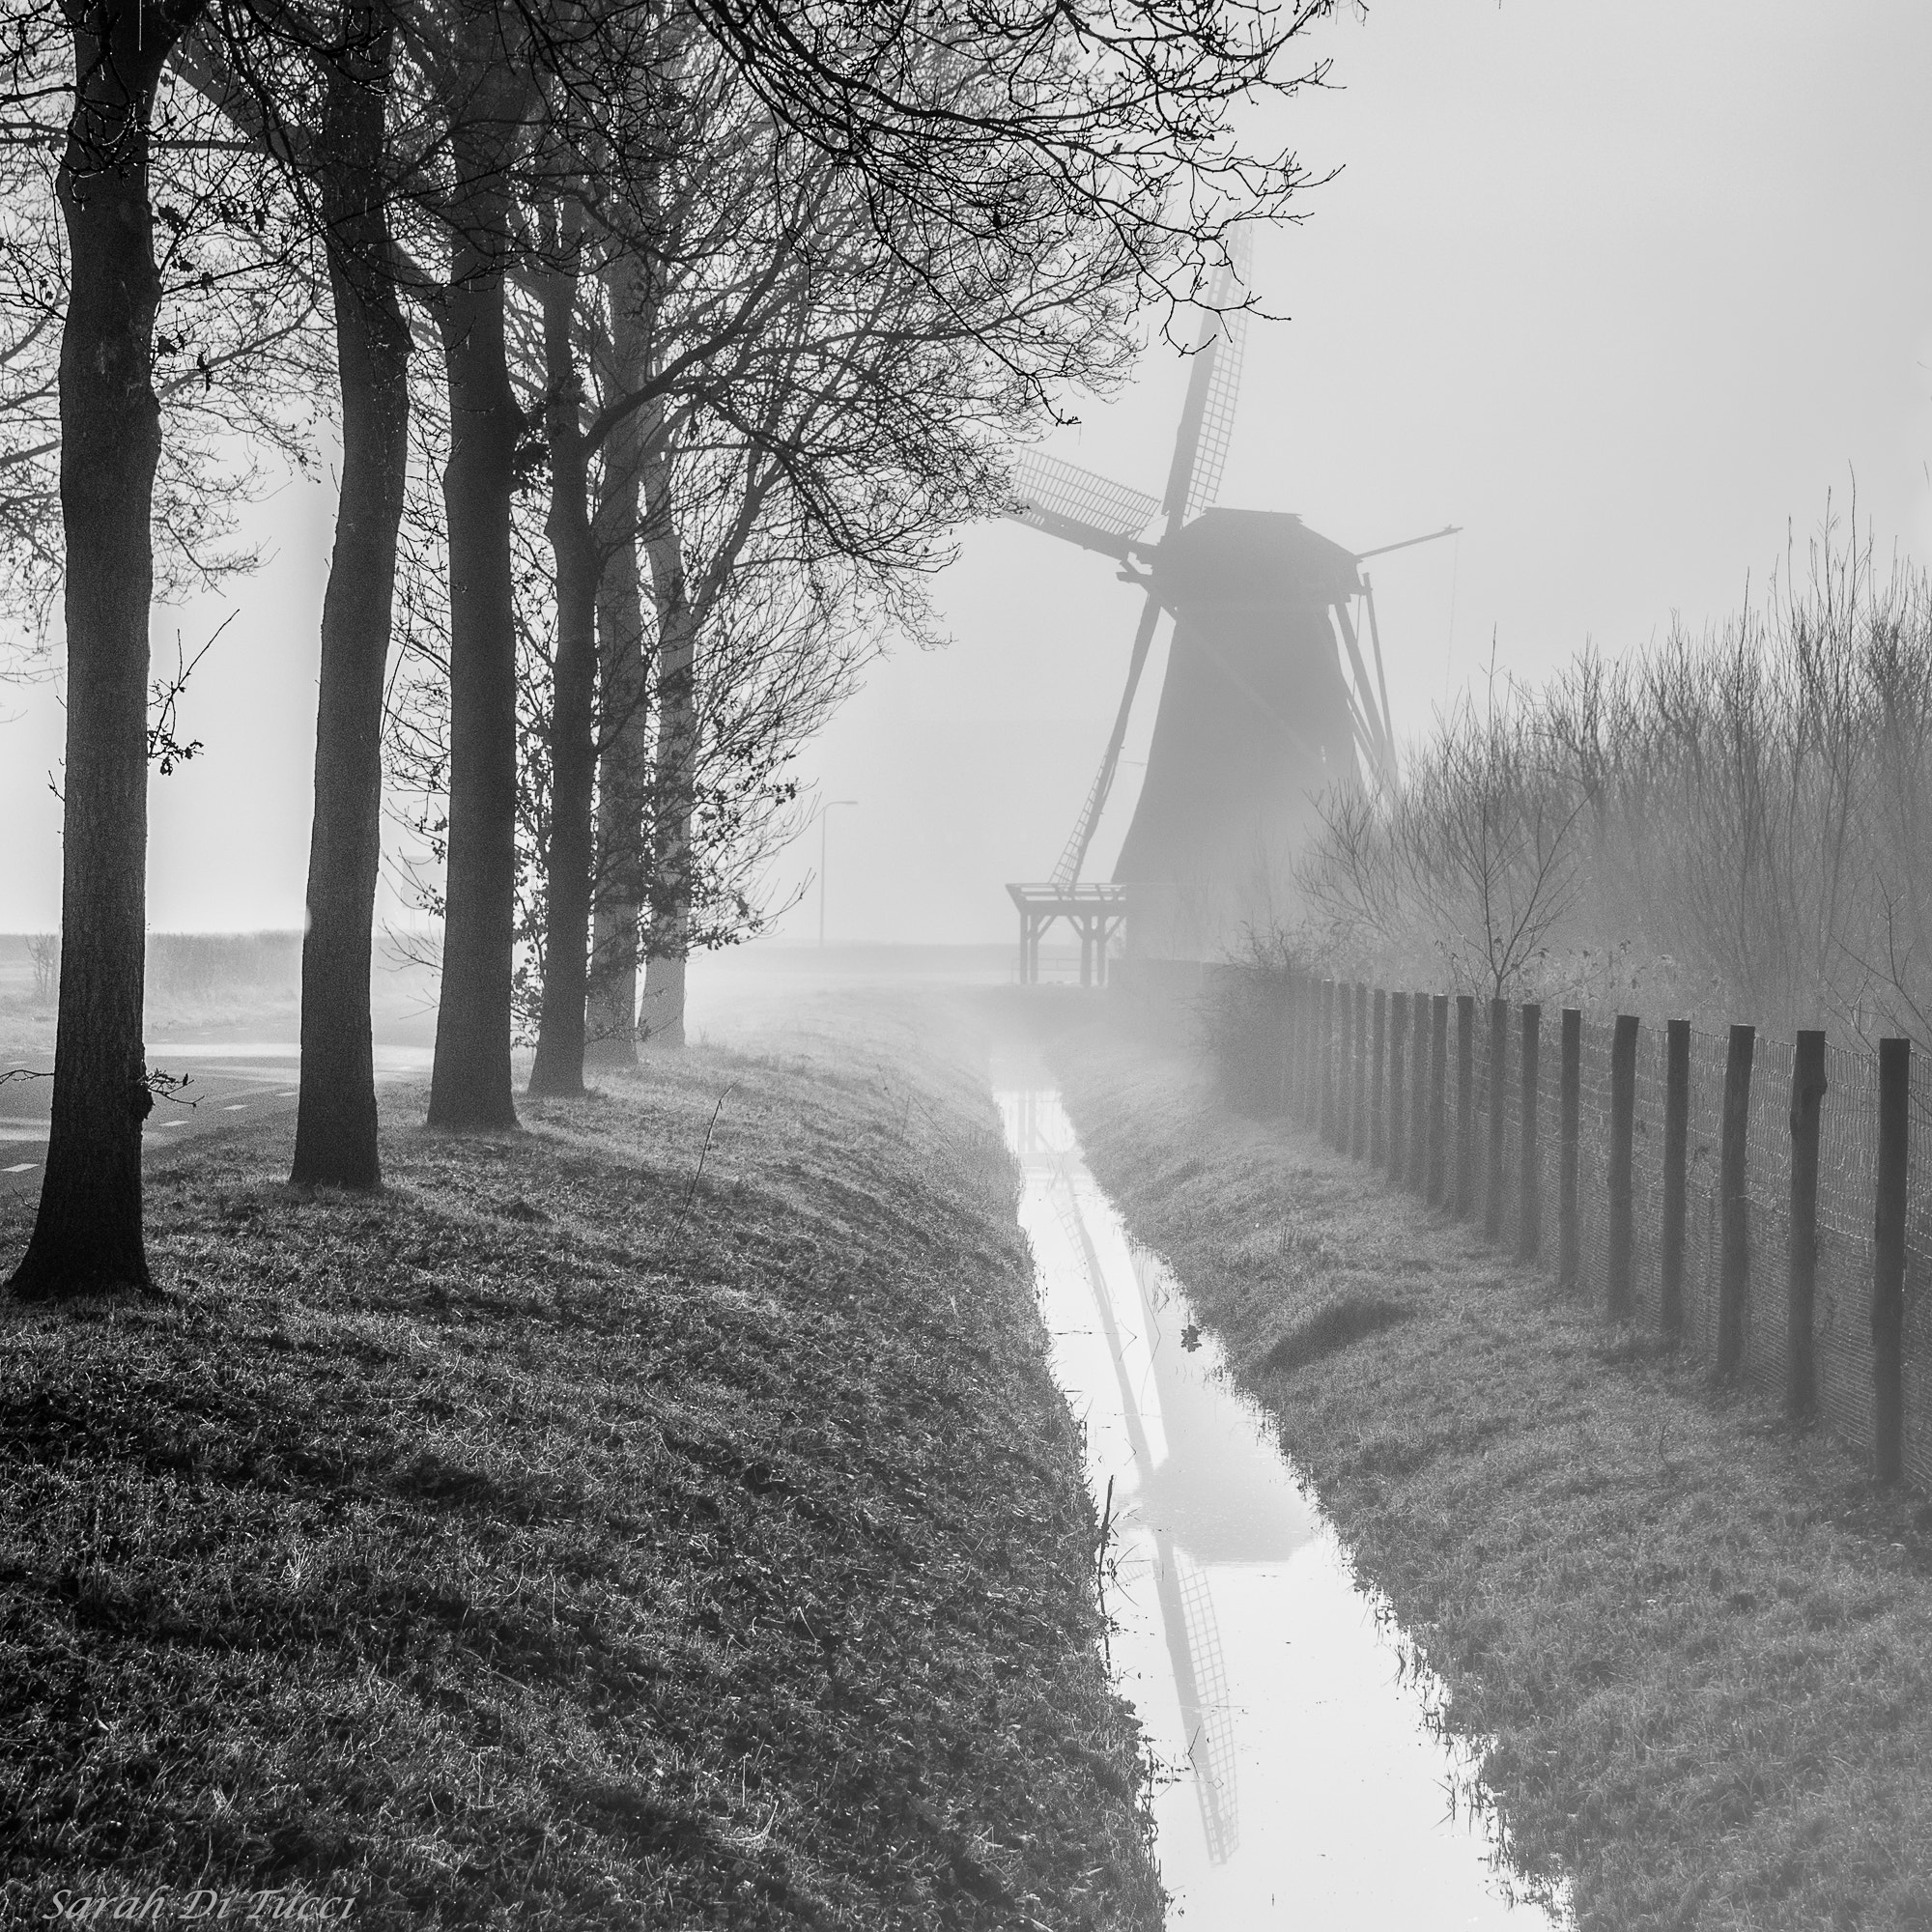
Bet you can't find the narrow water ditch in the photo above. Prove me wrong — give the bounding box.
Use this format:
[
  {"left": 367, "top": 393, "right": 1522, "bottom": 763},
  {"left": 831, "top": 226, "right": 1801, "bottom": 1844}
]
[{"left": 996, "top": 1064, "right": 1571, "bottom": 1928}]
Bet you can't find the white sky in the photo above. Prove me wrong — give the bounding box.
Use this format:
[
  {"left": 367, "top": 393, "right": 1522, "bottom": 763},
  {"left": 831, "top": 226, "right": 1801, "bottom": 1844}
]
[{"left": 5, "top": 0, "right": 1932, "bottom": 941}]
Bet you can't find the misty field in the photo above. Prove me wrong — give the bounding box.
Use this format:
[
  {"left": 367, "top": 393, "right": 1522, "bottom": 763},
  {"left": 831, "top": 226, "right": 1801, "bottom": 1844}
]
[
  {"left": 1052, "top": 1008, "right": 1932, "bottom": 1932},
  {"left": 0, "top": 997, "right": 1159, "bottom": 1929}
]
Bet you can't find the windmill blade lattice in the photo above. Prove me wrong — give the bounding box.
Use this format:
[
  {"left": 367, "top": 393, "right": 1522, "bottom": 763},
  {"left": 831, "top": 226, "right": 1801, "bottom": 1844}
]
[
  {"left": 1180, "top": 306, "right": 1246, "bottom": 525},
  {"left": 1009, "top": 452, "right": 1160, "bottom": 554}
]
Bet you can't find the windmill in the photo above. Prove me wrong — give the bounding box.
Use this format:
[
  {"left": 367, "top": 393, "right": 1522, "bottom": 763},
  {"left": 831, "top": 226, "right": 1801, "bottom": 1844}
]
[{"left": 1004, "top": 235, "right": 1456, "bottom": 978}]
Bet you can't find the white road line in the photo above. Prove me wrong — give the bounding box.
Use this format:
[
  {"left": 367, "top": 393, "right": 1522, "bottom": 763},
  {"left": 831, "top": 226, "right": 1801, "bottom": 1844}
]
[
  {"left": 3, "top": 1162, "right": 37, "bottom": 1174},
  {"left": 222, "top": 1103, "right": 248, "bottom": 1111},
  {"left": 275, "top": 1090, "right": 298, "bottom": 1097}
]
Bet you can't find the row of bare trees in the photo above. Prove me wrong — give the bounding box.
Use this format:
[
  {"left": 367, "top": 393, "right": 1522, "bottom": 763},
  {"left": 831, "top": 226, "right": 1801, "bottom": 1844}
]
[
  {"left": 1290, "top": 515, "right": 1932, "bottom": 1047},
  {"left": 2, "top": 0, "right": 1335, "bottom": 1297}
]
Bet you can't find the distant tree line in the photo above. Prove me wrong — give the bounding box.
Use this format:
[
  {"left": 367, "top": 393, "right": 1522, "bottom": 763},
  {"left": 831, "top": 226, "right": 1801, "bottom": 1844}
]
[{"left": 1, "top": 0, "right": 1334, "bottom": 1296}]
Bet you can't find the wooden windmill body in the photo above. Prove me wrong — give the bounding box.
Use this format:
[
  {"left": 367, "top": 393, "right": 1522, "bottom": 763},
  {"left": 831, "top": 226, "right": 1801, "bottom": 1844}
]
[{"left": 1003, "top": 243, "right": 1448, "bottom": 976}]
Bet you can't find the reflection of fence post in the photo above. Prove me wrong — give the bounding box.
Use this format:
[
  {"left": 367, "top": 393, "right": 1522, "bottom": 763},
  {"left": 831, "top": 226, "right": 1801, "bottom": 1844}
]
[
  {"left": 1319, "top": 980, "right": 1336, "bottom": 1141},
  {"left": 1662, "top": 1019, "right": 1690, "bottom": 1340},
  {"left": 1519, "top": 1004, "right": 1543, "bottom": 1261},
  {"left": 1559, "top": 1009, "right": 1581, "bottom": 1292},
  {"left": 1786, "top": 1031, "right": 1827, "bottom": 1418},
  {"left": 1716, "top": 1023, "right": 1755, "bottom": 1377},
  {"left": 1370, "top": 990, "right": 1388, "bottom": 1167},
  {"left": 1429, "top": 993, "right": 1449, "bottom": 1204},
  {"left": 1485, "top": 998, "right": 1508, "bottom": 1238},
  {"left": 1387, "top": 993, "right": 1409, "bottom": 1183},
  {"left": 1353, "top": 983, "right": 1370, "bottom": 1160},
  {"left": 1873, "top": 1037, "right": 1910, "bottom": 1482},
  {"left": 1455, "top": 995, "right": 1476, "bottom": 1218},
  {"left": 1407, "top": 992, "right": 1430, "bottom": 1193},
  {"left": 1607, "top": 1014, "right": 1638, "bottom": 1321}
]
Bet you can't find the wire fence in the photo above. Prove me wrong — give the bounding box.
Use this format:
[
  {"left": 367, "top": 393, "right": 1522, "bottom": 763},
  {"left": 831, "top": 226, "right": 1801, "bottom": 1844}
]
[{"left": 1117, "top": 958, "right": 1931, "bottom": 1495}]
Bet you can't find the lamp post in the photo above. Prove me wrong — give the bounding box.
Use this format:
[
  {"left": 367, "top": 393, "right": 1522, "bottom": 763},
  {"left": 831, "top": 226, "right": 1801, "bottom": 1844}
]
[{"left": 818, "top": 799, "right": 858, "bottom": 948}]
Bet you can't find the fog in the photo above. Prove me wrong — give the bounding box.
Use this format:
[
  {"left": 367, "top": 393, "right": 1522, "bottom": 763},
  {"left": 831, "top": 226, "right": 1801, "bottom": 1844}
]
[{"left": 6, "top": 0, "right": 1932, "bottom": 951}]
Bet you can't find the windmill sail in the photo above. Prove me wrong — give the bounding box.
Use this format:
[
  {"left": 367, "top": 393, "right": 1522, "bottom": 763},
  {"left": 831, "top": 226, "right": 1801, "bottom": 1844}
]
[
  {"left": 1009, "top": 452, "right": 1159, "bottom": 560},
  {"left": 1161, "top": 227, "right": 1254, "bottom": 527}
]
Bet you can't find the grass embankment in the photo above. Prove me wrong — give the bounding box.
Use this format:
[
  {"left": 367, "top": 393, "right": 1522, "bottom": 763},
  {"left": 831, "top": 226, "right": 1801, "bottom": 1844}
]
[
  {"left": 1049, "top": 1009, "right": 1932, "bottom": 1932},
  {"left": 0, "top": 996, "right": 1161, "bottom": 1930}
]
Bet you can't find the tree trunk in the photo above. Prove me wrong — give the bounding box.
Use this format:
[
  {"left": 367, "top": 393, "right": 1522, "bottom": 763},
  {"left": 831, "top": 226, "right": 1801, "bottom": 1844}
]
[
  {"left": 291, "top": 6, "right": 410, "bottom": 1188},
  {"left": 526, "top": 213, "right": 598, "bottom": 1098},
  {"left": 640, "top": 446, "right": 696, "bottom": 1048},
  {"left": 427, "top": 13, "right": 526, "bottom": 1131},
  {"left": 583, "top": 276, "right": 651, "bottom": 1072},
  {"left": 10, "top": 0, "right": 198, "bottom": 1301},
  {"left": 583, "top": 463, "right": 648, "bottom": 1065}
]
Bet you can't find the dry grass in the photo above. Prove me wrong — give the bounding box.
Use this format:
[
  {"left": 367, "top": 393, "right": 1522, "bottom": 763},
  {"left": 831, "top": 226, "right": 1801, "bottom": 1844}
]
[
  {"left": 0, "top": 992, "right": 1161, "bottom": 1930},
  {"left": 1049, "top": 1007, "right": 1932, "bottom": 1932}
]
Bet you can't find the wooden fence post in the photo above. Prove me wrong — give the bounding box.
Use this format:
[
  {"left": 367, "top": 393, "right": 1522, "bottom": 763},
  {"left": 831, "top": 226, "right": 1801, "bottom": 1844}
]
[
  {"left": 1484, "top": 997, "right": 1508, "bottom": 1238},
  {"left": 1335, "top": 979, "right": 1354, "bottom": 1151},
  {"left": 1429, "top": 993, "right": 1450, "bottom": 1203},
  {"left": 1387, "top": 992, "right": 1408, "bottom": 1183},
  {"left": 1519, "top": 1004, "right": 1543, "bottom": 1261},
  {"left": 1607, "top": 1014, "right": 1638, "bottom": 1321},
  {"left": 1873, "top": 1037, "right": 1909, "bottom": 1482},
  {"left": 1353, "top": 983, "right": 1370, "bottom": 1160},
  {"left": 1455, "top": 995, "right": 1476, "bottom": 1217},
  {"left": 1371, "top": 989, "right": 1388, "bottom": 1166},
  {"left": 1662, "top": 1018, "right": 1690, "bottom": 1339},
  {"left": 1716, "top": 1023, "right": 1754, "bottom": 1378},
  {"left": 1319, "top": 980, "right": 1336, "bottom": 1142},
  {"left": 1787, "top": 1031, "right": 1827, "bottom": 1418},
  {"left": 1559, "top": 1009, "right": 1581, "bottom": 1292},
  {"left": 1407, "top": 992, "right": 1430, "bottom": 1193}
]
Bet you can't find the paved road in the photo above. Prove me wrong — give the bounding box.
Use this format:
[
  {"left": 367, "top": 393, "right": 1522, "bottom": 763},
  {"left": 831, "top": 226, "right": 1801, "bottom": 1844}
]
[{"left": 0, "top": 1042, "right": 434, "bottom": 1199}]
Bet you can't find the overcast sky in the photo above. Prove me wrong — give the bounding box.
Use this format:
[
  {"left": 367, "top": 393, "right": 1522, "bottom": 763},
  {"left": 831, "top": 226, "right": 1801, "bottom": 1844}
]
[{"left": 5, "top": 0, "right": 1930, "bottom": 943}]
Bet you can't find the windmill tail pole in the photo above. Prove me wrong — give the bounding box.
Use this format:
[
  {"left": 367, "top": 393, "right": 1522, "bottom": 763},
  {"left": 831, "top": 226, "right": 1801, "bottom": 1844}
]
[{"left": 1051, "top": 590, "right": 1164, "bottom": 891}]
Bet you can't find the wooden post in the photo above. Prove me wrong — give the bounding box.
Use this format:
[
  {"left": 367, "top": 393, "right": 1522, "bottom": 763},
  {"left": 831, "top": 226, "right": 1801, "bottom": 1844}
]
[
  {"left": 1519, "top": 1004, "right": 1543, "bottom": 1261},
  {"left": 1353, "top": 983, "right": 1370, "bottom": 1160},
  {"left": 1455, "top": 995, "right": 1476, "bottom": 1217},
  {"left": 1873, "top": 1037, "right": 1909, "bottom": 1482},
  {"left": 1484, "top": 997, "right": 1508, "bottom": 1238},
  {"left": 1607, "top": 1014, "right": 1638, "bottom": 1321},
  {"left": 1661, "top": 1018, "right": 1690, "bottom": 1339},
  {"left": 1716, "top": 1023, "right": 1754, "bottom": 1378},
  {"left": 1428, "top": 993, "right": 1449, "bottom": 1203},
  {"left": 1559, "top": 1009, "right": 1581, "bottom": 1292},
  {"left": 1387, "top": 992, "right": 1408, "bottom": 1183},
  {"left": 1336, "top": 980, "right": 1355, "bottom": 1151},
  {"left": 1314, "top": 974, "right": 1329, "bottom": 1128},
  {"left": 1370, "top": 989, "right": 1387, "bottom": 1167},
  {"left": 1786, "top": 1030, "right": 1827, "bottom": 1418},
  {"left": 1319, "top": 980, "right": 1336, "bottom": 1142},
  {"left": 1273, "top": 972, "right": 1293, "bottom": 1115},
  {"left": 1407, "top": 991, "right": 1429, "bottom": 1193}
]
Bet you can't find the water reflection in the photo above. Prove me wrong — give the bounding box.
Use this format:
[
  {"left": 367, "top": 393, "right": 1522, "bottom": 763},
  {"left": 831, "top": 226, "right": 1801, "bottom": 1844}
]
[{"left": 998, "top": 1076, "right": 1569, "bottom": 1928}]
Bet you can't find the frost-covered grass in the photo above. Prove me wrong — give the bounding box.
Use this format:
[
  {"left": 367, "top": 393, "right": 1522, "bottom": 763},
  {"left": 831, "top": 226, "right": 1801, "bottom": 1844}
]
[{"left": 0, "top": 994, "right": 1160, "bottom": 1930}]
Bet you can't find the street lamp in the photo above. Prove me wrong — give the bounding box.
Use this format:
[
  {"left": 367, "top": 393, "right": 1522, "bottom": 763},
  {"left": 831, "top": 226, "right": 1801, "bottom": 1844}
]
[{"left": 818, "top": 799, "right": 858, "bottom": 948}]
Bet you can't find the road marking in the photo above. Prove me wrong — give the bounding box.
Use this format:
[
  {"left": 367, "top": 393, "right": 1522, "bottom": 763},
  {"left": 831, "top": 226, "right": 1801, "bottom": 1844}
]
[
  {"left": 222, "top": 1103, "right": 248, "bottom": 1111},
  {"left": 275, "top": 1090, "right": 298, "bottom": 1097},
  {"left": 3, "top": 1162, "right": 37, "bottom": 1174}
]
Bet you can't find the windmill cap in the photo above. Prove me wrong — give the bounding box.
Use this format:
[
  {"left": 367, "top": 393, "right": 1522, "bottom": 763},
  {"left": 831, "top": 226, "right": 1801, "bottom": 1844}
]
[{"left": 1146, "top": 506, "right": 1362, "bottom": 608}]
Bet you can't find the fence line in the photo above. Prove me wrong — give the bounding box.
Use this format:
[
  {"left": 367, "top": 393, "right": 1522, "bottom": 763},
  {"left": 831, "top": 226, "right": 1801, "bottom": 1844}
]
[{"left": 1112, "top": 955, "right": 1927, "bottom": 1494}]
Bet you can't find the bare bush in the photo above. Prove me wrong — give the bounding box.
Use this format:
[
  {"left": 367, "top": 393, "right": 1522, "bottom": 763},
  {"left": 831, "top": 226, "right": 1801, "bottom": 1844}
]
[{"left": 1294, "top": 511, "right": 1932, "bottom": 1046}]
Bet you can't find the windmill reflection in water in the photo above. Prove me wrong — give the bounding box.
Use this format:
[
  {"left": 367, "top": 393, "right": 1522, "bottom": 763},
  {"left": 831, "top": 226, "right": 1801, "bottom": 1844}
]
[{"left": 1006, "top": 1085, "right": 1315, "bottom": 1867}]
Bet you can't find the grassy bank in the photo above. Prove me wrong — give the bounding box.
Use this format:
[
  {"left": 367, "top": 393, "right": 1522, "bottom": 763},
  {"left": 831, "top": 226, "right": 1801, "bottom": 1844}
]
[
  {"left": 0, "top": 995, "right": 1160, "bottom": 1929},
  {"left": 1047, "top": 1008, "right": 1932, "bottom": 1932}
]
